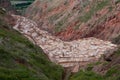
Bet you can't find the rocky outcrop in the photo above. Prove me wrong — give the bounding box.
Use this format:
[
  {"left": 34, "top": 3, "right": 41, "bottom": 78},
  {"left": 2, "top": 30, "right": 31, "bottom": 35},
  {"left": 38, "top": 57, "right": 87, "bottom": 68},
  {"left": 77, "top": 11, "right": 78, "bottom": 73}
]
[
  {"left": 12, "top": 15, "right": 117, "bottom": 72},
  {"left": 25, "top": 0, "right": 120, "bottom": 41}
]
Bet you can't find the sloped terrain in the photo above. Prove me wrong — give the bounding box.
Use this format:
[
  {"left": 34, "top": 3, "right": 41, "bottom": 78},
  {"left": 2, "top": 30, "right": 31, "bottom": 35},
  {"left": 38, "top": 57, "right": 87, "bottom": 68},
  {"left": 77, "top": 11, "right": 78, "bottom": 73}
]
[
  {"left": 24, "top": 0, "right": 120, "bottom": 79},
  {"left": 0, "top": 0, "right": 120, "bottom": 80},
  {"left": 0, "top": 0, "right": 17, "bottom": 14},
  {"left": 25, "top": 0, "right": 120, "bottom": 41},
  {"left": 0, "top": 9, "right": 63, "bottom": 80},
  {"left": 70, "top": 49, "right": 120, "bottom": 80},
  {"left": 12, "top": 15, "right": 117, "bottom": 72}
]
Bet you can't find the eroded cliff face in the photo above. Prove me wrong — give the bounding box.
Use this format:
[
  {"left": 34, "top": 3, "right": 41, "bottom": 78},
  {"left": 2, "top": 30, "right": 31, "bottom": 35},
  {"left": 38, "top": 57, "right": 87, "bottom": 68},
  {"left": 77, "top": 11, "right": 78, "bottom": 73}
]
[{"left": 25, "top": 0, "right": 120, "bottom": 41}]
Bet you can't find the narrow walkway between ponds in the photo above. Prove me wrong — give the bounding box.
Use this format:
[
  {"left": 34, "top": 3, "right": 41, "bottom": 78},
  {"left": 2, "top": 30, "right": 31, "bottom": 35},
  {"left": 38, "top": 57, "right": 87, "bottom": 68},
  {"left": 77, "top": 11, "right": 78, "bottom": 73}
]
[{"left": 13, "top": 15, "right": 117, "bottom": 72}]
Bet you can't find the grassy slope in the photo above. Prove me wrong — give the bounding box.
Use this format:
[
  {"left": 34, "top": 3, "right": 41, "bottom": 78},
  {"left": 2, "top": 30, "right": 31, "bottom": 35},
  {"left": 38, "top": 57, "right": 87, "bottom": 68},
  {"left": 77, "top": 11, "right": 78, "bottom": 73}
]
[
  {"left": 0, "top": 9, "right": 63, "bottom": 80},
  {"left": 70, "top": 51, "right": 120, "bottom": 80}
]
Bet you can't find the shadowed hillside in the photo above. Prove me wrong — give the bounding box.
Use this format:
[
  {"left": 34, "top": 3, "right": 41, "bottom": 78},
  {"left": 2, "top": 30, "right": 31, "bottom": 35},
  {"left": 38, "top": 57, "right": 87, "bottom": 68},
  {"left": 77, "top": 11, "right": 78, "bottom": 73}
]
[
  {"left": 0, "top": 0, "right": 17, "bottom": 14},
  {"left": 0, "top": 8, "right": 63, "bottom": 80},
  {"left": 10, "top": 0, "right": 34, "bottom": 13}
]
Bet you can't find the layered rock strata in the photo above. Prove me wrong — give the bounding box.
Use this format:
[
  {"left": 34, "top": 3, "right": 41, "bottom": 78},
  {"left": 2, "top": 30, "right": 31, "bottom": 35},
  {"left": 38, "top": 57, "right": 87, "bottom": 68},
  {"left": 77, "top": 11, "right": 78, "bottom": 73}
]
[
  {"left": 25, "top": 0, "right": 120, "bottom": 41},
  {"left": 13, "top": 15, "right": 117, "bottom": 72}
]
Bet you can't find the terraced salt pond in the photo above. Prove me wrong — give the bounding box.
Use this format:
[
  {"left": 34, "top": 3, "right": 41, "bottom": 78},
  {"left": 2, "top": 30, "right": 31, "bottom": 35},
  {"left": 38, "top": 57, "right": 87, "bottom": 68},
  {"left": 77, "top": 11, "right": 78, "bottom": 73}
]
[{"left": 13, "top": 15, "right": 117, "bottom": 72}]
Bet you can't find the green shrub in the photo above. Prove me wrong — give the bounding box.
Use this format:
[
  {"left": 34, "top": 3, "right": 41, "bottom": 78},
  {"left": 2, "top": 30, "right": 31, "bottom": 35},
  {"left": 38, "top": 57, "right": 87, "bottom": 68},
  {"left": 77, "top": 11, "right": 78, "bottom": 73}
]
[
  {"left": 0, "top": 17, "right": 63, "bottom": 80},
  {"left": 70, "top": 70, "right": 104, "bottom": 80},
  {"left": 80, "top": 0, "right": 109, "bottom": 22}
]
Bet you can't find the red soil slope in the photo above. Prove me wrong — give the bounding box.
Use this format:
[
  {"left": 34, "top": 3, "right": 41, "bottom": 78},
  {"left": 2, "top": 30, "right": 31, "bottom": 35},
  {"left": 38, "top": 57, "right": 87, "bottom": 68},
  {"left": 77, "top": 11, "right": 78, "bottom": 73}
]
[{"left": 25, "top": 0, "right": 120, "bottom": 41}]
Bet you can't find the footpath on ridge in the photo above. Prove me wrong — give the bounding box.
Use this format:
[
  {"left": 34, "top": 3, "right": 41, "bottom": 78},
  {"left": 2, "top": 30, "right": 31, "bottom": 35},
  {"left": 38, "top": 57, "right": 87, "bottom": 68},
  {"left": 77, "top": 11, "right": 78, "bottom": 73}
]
[{"left": 13, "top": 15, "right": 117, "bottom": 72}]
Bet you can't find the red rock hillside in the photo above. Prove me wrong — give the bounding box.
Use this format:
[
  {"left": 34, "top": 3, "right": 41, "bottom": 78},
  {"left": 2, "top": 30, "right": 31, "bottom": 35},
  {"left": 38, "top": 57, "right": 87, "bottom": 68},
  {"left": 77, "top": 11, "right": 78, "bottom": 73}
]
[{"left": 25, "top": 0, "right": 120, "bottom": 42}]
